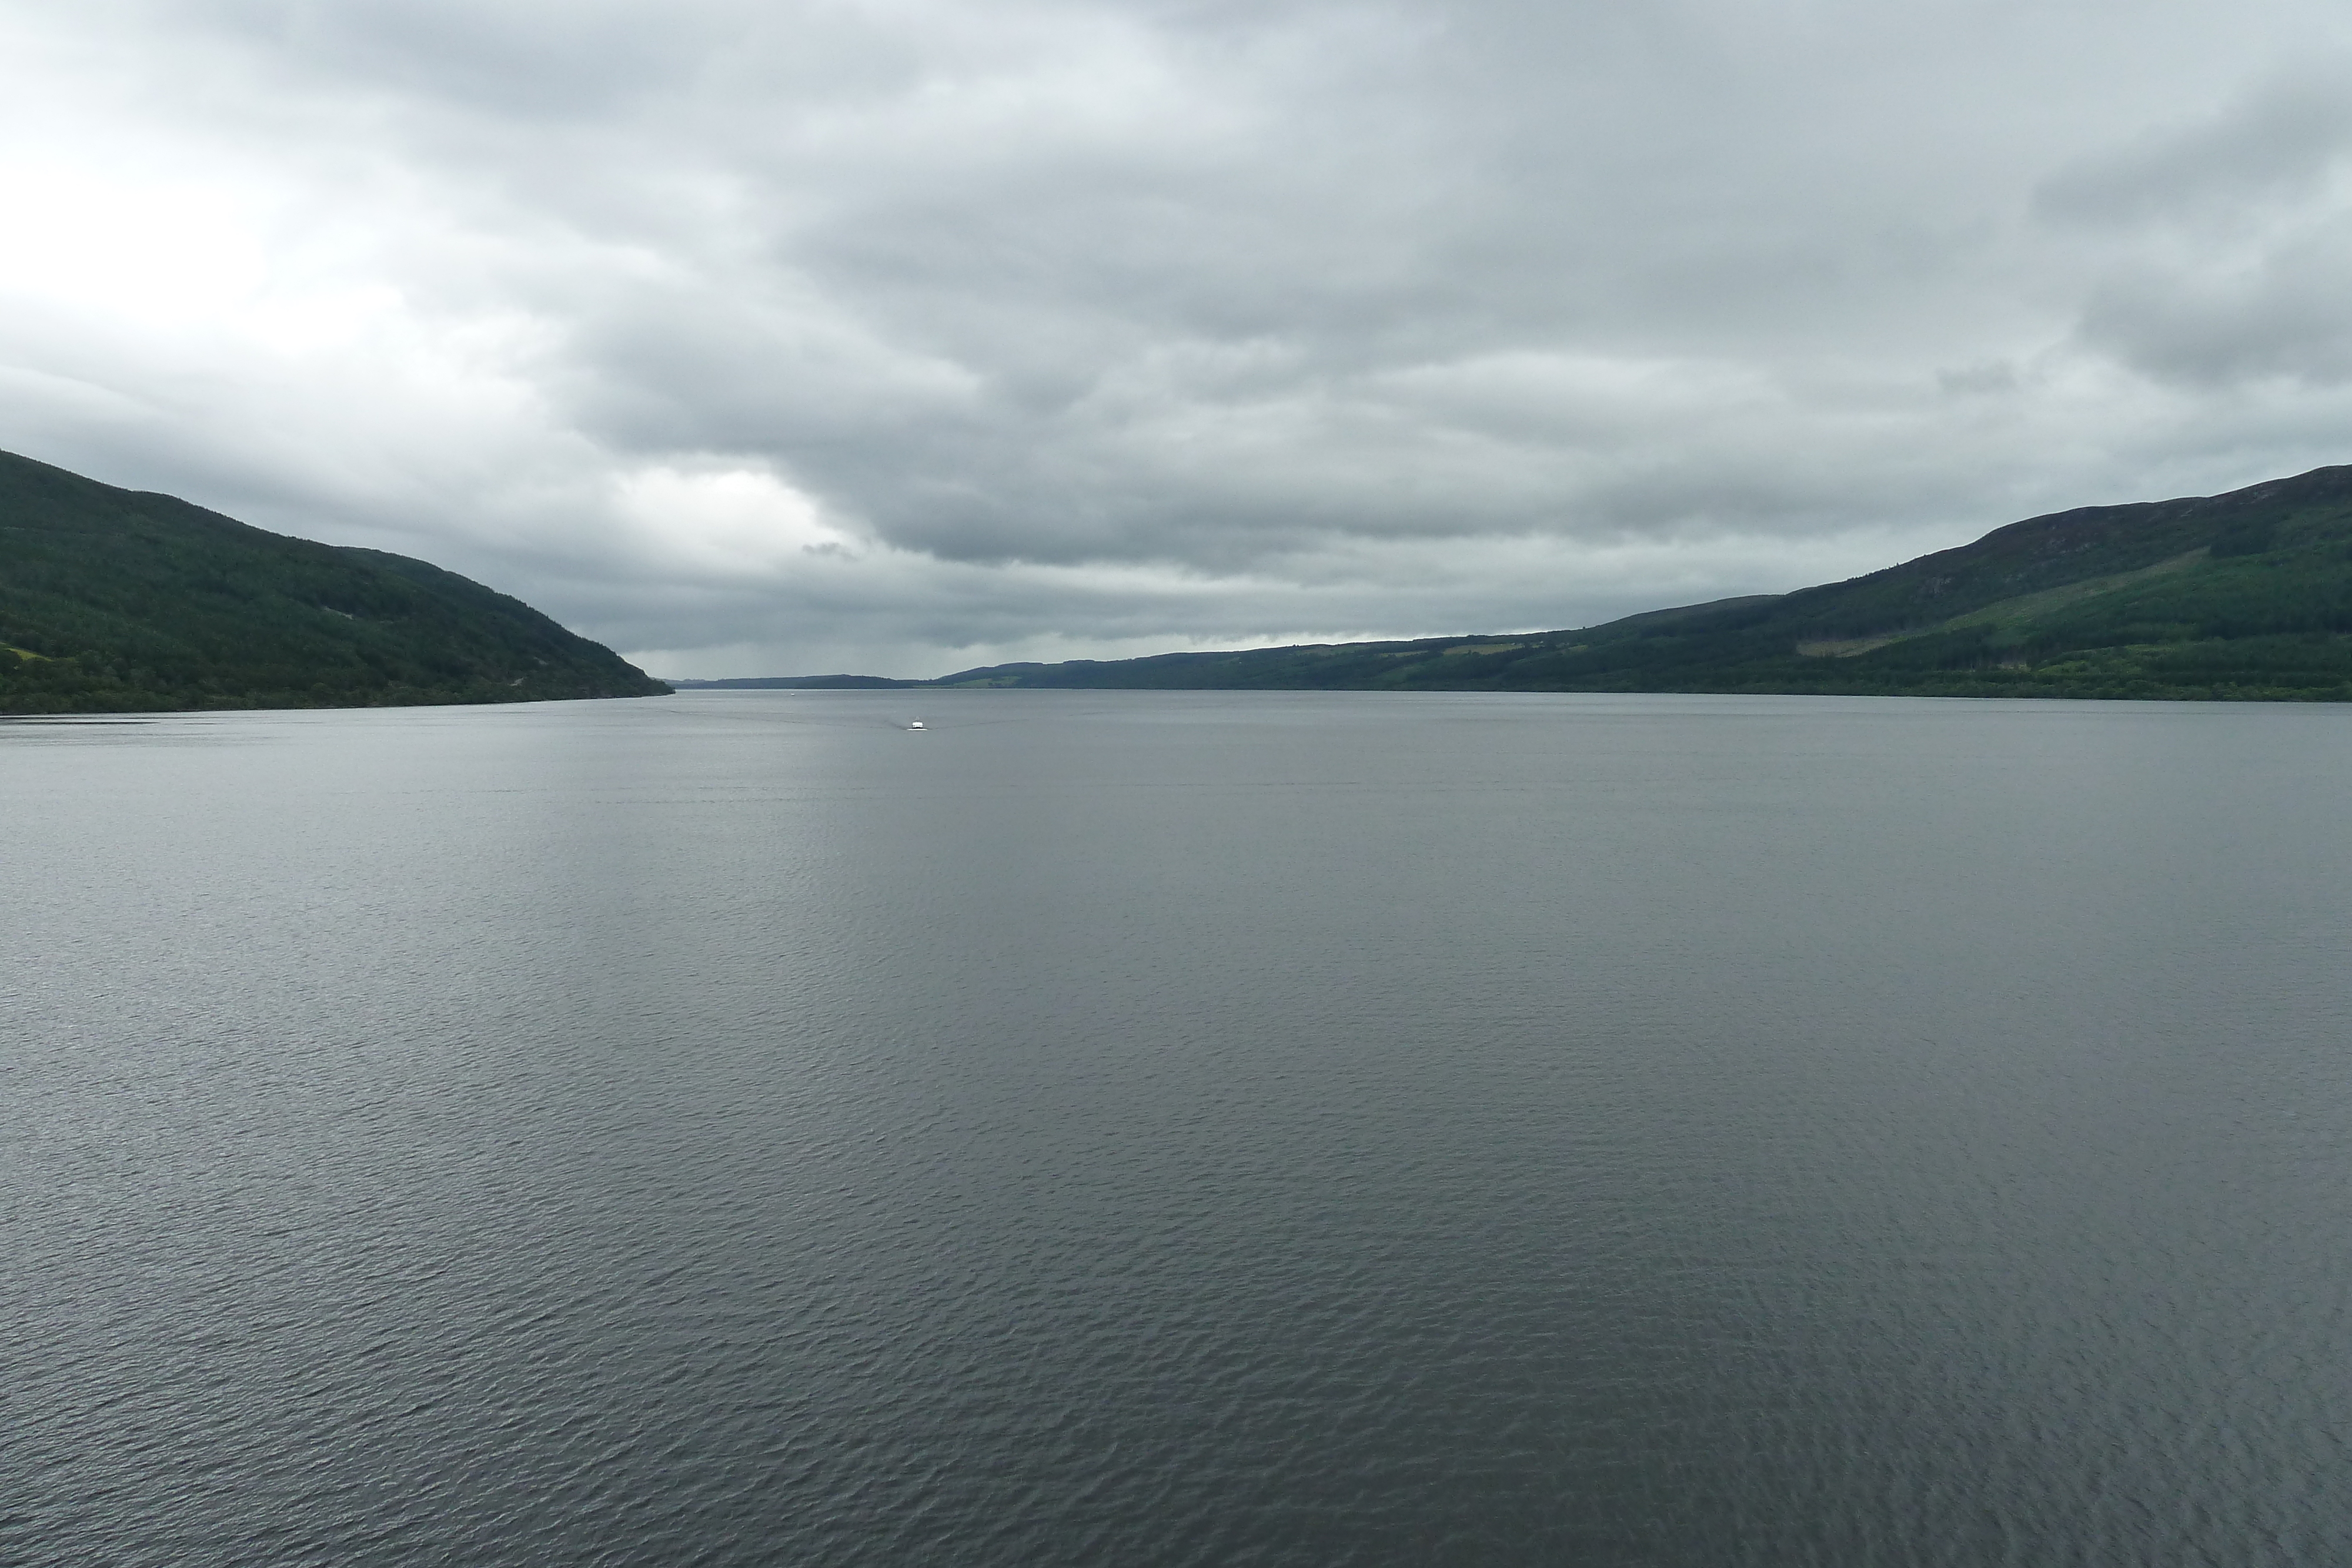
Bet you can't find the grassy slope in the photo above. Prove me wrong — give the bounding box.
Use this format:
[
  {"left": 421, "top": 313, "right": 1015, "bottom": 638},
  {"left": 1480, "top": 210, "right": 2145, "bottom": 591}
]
[
  {"left": 0, "top": 450, "right": 667, "bottom": 714},
  {"left": 931, "top": 464, "right": 2352, "bottom": 700}
]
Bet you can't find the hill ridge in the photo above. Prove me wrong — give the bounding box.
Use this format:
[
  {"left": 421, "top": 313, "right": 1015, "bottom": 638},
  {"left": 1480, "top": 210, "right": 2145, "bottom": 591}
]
[
  {"left": 0, "top": 450, "right": 667, "bottom": 714},
  {"left": 903, "top": 463, "right": 2352, "bottom": 700}
]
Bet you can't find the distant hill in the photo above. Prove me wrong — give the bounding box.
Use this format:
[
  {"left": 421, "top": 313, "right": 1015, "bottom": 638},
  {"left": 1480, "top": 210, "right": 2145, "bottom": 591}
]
[
  {"left": 666, "top": 674, "right": 917, "bottom": 690},
  {"left": 923, "top": 464, "right": 2352, "bottom": 700},
  {"left": 0, "top": 450, "right": 667, "bottom": 714}
]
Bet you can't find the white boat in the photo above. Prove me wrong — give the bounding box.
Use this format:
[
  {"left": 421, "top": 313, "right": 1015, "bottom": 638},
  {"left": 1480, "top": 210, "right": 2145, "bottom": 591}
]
[{"left": 908, "top": 719, "right": 925, "bottom": 730}]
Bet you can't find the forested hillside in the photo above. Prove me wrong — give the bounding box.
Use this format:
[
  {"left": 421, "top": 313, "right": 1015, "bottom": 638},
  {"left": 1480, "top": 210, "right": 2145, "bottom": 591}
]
[
  {"left": 0, "top": 452, "right": 666, "bottom": 713},
  {"left": 929, "top": 464, "right": 2352, "bottom": 700}
]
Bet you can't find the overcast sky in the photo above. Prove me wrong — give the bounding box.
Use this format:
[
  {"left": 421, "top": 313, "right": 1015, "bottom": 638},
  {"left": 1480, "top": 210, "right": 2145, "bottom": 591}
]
[{"left": 6, "top": 1, "right": 2352, "bottom": 677}]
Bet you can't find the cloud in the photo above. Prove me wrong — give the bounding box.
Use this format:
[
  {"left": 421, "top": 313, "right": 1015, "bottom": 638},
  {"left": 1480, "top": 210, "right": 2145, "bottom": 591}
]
[
  {"left": 2034, "top": 66, "right": 2352, "bottom": 231},
  {"left": 2037, "top": 63, "right": 2352, "bottom": 388},
  {"left": 6, "top": 0, "right": 2352, "bottom": 676}
]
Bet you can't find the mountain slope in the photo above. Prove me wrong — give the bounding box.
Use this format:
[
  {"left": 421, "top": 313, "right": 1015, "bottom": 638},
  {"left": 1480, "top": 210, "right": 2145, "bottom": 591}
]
[
  {"left": 0, "top": 450, "right": 667, "bottom": 714},
  {"left": 930, "top": 464, "right": 2352, "bottom": 700}
]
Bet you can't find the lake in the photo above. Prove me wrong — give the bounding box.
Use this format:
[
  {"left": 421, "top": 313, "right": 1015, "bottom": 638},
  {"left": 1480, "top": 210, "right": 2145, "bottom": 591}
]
[{"left": 8, "top": 690, "right": 2350, "bottom": 1565}]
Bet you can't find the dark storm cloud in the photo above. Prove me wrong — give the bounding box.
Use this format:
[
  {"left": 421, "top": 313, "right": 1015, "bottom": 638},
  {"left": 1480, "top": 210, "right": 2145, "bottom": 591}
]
[{"left": 6, "top": 1, "right": 2352, "bottom": 674}]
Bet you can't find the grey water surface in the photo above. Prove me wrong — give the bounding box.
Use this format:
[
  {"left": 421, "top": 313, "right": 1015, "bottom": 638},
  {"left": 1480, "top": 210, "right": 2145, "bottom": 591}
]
[{"left": 7, "top": 690, "right": 2351, "bottom": 1566}]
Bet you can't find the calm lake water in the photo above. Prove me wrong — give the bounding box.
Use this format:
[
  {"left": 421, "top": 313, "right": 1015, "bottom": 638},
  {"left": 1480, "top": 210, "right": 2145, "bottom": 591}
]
[{"left": 8, "top": 690, "right": 2351, "bottom": 1565}]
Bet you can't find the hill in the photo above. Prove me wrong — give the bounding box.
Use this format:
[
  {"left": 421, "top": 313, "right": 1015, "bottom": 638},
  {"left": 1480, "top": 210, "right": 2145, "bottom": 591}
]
[
  {"left": 926, "top": 464, "right": 2352, "bottom": 700},
  {"left": 0, "top": 451, "right": 667, "bottom": 714},
  {"left": 667, "top": 674, "right": 917, "bottom": 690}
]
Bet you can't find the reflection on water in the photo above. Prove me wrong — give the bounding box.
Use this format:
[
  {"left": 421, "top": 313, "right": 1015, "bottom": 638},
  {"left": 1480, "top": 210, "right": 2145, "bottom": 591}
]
[{"left": 8, "top": 691, "right": 2351, "bottom": 1566}]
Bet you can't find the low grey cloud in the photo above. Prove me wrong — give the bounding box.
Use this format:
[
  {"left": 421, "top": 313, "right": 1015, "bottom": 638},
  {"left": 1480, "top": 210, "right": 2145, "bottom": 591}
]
[
  {"left": 2076, "top": 224, "right": 2352, "bottom": 387},
  {"left": 6, "top": 0, "right": 2352, "bottom": 676},
  {"left": 2034, "top": 66, "right": 2352, "bottom": 230},
  {"left": 2040, "top": 65, "right": 2352, "bottom": 389}
]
